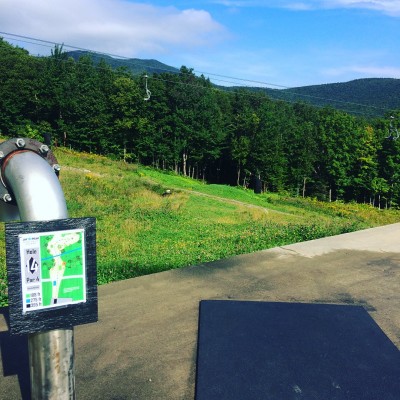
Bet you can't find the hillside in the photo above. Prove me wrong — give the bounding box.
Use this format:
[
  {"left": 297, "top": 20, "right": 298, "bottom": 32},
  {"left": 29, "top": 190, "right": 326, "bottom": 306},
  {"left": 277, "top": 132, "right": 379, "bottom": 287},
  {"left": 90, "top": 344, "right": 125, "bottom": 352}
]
[
  {"left": 65, "top": 51, "right": 398, "bottom": 117},
  {"left": 1, "top": 147, "right": 400, "bottom": 306},
  {"left": 228, "top": 78, "right": 400, "bottom": 117},
  {"left": 2, "top": 38, "right": 400, "bottom": 207},
  {"left": 268, "top": 78, "right": 400, "bottom": 117},
  {"left": 65, "top": 50, "right": 179, "bottom": 75}
]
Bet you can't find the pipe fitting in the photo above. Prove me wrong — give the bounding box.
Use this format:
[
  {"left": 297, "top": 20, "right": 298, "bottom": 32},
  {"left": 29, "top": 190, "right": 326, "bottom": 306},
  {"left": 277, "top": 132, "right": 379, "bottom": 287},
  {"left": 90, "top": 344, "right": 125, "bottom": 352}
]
[
  {"left": 2, "top": 151, "right": 67, "bottom": 220},
  {"left": 0, "top": 138, "right": 61, "bottom": 206}
]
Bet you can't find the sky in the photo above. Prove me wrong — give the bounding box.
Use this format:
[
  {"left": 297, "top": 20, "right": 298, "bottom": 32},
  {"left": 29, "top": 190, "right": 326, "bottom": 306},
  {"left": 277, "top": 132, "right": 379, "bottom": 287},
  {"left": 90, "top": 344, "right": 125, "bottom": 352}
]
[{"left": 0, "top": 0, "right": 399, "bottom": 88}]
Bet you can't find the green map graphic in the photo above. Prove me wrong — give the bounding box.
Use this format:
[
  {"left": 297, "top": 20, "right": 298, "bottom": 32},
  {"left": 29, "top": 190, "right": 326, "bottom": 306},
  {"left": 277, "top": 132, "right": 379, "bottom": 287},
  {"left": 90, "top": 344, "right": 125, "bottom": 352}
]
[{"left": 40, "top": 231, "right": 85, "bottom": 306}]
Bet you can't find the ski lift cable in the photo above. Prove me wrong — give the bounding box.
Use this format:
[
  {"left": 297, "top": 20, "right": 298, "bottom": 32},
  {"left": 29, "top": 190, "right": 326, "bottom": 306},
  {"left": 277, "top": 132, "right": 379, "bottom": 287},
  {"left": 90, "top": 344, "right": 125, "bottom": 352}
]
[
  {"left": 1, "top": 35, "right": 55, "bottom": 50},
  {"left": 0, "top": 31, "right": 396, "bottom": 117},
  {"left": 1, "top": 33, "right": 259, "bottom": 96},
  {"left": 148, "top": 75, "right": 386, "bottom": 118},
  {"left": 0, "top": 33, "right": 390, "bottom": 118},
  {"left": 0, "top": 32, "right": 180, "bottom": 75},
  {"left": 1, "top": 31, "right": 392, "bottom": 115}
]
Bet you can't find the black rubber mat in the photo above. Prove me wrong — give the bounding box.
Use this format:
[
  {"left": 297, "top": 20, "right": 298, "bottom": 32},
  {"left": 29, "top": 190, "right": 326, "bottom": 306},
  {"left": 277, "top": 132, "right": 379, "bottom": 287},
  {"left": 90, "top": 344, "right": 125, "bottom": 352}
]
[{"left": 195, "top": 300, "right": 400, "bottom": 400}]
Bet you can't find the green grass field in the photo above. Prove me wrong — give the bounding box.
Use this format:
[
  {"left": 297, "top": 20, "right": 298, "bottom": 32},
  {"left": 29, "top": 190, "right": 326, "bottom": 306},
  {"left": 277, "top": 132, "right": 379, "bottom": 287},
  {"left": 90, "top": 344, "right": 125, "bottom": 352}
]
[{"left": 1, "top": 147, "right": 399, "bottom": 306}]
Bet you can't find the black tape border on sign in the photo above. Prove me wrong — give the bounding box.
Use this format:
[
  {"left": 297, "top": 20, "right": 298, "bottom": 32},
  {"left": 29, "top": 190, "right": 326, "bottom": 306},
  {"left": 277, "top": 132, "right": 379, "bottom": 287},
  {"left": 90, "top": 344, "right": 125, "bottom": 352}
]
[{"left": 5, "top": 217, "right": 98, "bottom": 335}]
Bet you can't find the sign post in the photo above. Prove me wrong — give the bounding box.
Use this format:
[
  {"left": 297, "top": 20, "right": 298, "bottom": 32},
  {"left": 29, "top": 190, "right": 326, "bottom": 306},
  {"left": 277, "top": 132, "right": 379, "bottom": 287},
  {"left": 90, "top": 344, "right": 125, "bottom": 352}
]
[
  {"left": 0, "top": 138, "right": 97, "bottom": 399},
  {"left": 6, "top": 217, "right": 97, "bottom": 398},
  {"left": 6, "top": 218, "right": 97, "bottom": 335}
]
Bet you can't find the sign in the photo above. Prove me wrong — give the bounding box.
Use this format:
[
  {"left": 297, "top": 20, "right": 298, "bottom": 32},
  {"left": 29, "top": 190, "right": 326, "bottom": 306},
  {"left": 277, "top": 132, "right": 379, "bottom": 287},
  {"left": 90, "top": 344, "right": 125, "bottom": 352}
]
[
  {"left": 20, "top": 228, "right": 86, "bottom": 313},
  {"left": 6, "top": 217, "right": 97, "bottom": 335}
]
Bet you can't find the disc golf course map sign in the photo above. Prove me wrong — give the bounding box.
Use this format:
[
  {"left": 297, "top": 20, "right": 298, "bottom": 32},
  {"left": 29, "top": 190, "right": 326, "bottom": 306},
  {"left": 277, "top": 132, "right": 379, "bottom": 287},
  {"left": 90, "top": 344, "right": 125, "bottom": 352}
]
[
  {"left": 20, "top": 229, "right": 86, "bottom": 313},
  {"left": 6, "top": 217, "right": 98, "bottom": 335}
]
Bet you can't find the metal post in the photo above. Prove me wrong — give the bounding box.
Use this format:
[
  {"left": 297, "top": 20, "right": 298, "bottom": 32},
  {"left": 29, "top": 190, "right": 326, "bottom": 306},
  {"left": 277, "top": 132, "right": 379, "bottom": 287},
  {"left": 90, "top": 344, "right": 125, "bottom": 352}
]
[{"left": 3, "top": 150, "right": 75, "bottom": 399}]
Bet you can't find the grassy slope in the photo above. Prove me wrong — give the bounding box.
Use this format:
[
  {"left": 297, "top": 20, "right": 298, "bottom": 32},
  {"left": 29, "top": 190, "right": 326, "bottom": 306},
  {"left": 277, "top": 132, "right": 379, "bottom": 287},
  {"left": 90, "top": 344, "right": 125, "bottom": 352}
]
[{"left": 1, "top": 148, "right": 399, "bottom": 306}]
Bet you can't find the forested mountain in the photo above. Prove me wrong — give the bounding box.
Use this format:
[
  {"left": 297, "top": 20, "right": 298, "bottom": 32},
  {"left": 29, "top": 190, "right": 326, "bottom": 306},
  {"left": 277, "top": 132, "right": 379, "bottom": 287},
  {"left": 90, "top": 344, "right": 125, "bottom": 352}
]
[
  {"left": 265, "top": 78, "right": 400, "bottom": 117},
  {"left": 66, "top": 50, "right": 179, "bottom": 75},
  {"left": 1, "top": 38, "right": 400, "bottom": 208},
  {"left": 66, "top": 51, "right": 399, "bottom": 117}
]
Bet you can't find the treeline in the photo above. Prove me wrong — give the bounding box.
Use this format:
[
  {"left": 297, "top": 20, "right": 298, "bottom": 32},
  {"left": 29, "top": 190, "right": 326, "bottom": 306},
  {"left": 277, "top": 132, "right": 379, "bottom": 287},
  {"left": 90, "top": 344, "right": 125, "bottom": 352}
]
[
  {"left": 264, "top": 78, "right": 400, "bottom": 117},
  {"left": 1, "top": 38, "right": 400, "bottom": 207}
]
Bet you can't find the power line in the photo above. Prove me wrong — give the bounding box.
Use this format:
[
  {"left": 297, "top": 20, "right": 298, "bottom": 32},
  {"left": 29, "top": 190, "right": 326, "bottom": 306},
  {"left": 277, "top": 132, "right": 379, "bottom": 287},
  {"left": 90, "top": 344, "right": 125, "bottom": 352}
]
[
  {"left": 0, "top": 32, "right": 179, "bottom": 74},
  {"left": 0, "top": 31, "right": 394, "bottom": 117},
  {"left": 147, "top": 75, "right": 385, "bottom": 118}
]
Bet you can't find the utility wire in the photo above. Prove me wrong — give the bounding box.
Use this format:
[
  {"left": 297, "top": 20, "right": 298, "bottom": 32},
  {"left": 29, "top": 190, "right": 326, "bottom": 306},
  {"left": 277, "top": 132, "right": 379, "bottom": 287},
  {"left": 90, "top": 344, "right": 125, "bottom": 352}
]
[
  {"left": 0, "top": 31, "right": 394, "bottom": 117},
  {"left": 0, "top": 32, "right": 179, "bottom": 74}
]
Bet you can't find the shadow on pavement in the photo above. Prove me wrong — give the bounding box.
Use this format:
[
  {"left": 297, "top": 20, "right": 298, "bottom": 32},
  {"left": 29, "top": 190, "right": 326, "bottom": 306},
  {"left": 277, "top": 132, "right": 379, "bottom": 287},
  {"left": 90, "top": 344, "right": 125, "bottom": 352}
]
[{"left": 0, "top": 307, "right": 30, "bottom": 400}]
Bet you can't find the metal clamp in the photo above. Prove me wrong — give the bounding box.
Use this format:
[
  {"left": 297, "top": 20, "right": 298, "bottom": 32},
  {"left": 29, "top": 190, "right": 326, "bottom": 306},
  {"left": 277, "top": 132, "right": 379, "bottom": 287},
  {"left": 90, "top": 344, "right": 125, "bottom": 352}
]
[{"left": 0, "top": 138, "right": 60, "bottom": 204}]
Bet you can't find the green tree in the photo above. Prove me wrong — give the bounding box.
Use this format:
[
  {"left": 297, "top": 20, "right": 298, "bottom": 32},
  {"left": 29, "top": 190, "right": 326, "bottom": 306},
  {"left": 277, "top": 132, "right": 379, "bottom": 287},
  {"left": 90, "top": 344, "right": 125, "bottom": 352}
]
[
  {"left": 316, "top": 108, "right": 359, "bottom": 201},
  {"left": 352, "top": 125, "right": 379, "bottom": 203},
  {"left": 0, "top": 38, "right": 42, "bottom": 134},
  {"left": 253, "top": 100, "right": 289, "bottom": 192},
  {"left": 376, "top": 111, "right": 400, "bottom": 207},
  {"left": 371, "top": 177, "right": 390, "bottom": 209},
  {"left": 110, "top": 76, "right": 142, "bottom": 160},
  {"left": 231, "top": 136, "right": 250, "bottom": 186}
]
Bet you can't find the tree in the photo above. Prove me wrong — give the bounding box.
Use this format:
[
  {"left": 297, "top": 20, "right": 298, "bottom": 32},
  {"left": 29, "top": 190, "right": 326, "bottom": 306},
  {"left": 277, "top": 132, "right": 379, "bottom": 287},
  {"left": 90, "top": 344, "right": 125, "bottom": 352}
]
[
  {"left": 315, "top": 108, "right": 359, "bottom": 201},
  {"left": 110, "top": 76, "right": 142, "bottom": 160},
  {"left": 231, "top": 136, "right": 250, "bottom": 186},
  {"left": 371, "top": 177, "right": 389, "bottom": 209},
  {"left": 3, "top": 37, "right": 400, "bottom": 207},
  {"left": 352, "top": 125, "right": 379, "bottom": 203},
  {"left": 0, "top": 38, "right": 42, "bottom": 134},
  {"left": 376, "top": 111, "right": 400, "bottom": 207},
  {"left": 253, "top": 100, "right": 289, "bottom": 192}
]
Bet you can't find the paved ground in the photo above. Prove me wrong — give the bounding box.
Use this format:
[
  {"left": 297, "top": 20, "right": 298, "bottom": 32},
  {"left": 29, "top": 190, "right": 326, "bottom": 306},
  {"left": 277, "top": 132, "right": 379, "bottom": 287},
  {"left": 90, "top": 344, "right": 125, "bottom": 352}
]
[{"left": 1, "top": 223, "right": 400, "bottom": 399}]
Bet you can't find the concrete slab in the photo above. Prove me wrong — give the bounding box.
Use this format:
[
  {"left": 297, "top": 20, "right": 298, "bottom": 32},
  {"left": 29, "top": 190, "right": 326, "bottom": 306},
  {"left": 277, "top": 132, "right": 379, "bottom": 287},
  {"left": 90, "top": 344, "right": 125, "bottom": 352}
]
[{"left": 1, "top": 223, "right": 400, "bottom": 399}]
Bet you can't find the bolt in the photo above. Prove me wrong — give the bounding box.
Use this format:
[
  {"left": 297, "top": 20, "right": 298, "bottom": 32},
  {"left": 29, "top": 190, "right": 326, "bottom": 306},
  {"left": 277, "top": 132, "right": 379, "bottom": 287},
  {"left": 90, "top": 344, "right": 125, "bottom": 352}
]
[
  {"left": 3, "top": 193, "right": 12, "bottom": 202},
  {"left": 53, "top": 164, "right": 61, "bottom": 173},
  {"left": 16, "top": 138, "right": 26, "bottom": 148},
  {"left": 39, "top": 144, "right": 49, "bottom": 155}
]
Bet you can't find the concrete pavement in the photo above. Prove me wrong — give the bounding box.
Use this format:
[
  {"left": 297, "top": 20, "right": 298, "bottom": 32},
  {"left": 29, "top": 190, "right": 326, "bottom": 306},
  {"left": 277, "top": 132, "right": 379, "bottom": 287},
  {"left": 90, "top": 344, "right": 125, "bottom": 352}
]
[{"left": 1, "top": 223, "right": 400, "bottom": 399}]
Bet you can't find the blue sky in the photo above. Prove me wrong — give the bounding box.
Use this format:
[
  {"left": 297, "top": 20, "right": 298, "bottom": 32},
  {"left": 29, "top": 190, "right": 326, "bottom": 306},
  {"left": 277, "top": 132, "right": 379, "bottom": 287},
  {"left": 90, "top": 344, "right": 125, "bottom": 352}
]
[{"left": 1, "top": 0, "right": 399, "bottom": 87}]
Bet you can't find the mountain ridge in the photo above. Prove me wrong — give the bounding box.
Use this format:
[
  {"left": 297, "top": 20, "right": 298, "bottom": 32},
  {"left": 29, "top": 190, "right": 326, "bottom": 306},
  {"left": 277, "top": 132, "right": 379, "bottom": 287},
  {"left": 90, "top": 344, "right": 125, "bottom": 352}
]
[
  {"left": 66, "top": 50, "right": 180, "bottom": 75},
  {"left": 268, "top": 78, "right": 400, "bottom": 116},
  {"left": 66, "top": 50, "right": 399, "bottom": 117}
]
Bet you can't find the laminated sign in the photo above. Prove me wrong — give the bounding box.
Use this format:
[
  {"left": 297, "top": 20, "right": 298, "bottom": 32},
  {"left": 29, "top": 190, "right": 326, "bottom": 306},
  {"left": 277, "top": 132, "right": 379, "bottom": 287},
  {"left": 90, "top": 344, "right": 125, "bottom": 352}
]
[
  {"left": 6, "top": 217, "right": 98, "bottom": 335},
  {"left": 20, "top": 228, "right": 86, "bottom": 312}
]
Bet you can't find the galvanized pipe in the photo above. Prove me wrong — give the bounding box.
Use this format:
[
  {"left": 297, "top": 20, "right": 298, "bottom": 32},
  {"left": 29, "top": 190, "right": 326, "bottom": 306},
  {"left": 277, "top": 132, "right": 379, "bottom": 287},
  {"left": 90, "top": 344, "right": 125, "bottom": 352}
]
[
  {"left": 28, "top": 329, "right": 75, "bottom": 399},
  {"left": 3, "top": 150, "right": 67, "bottom": 221},
  {"left": 3, "top": 150, "right": 75, "bottom": 399}
]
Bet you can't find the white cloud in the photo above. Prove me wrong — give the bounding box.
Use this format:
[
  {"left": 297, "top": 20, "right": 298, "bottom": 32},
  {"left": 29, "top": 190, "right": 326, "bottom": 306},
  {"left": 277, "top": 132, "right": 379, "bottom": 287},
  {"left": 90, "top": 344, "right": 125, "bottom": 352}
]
[
  {"left": 325, "top": 0, "right": 400, "bottom": 16},
  {"left": 211, "top": 1, "right": 260, "bottom": 5},
  {"left": 284, "top": 3, "right": 314, "bottom": 10},
  {"left": 212, "top": 0, "right": 400, "bottom": 16},
  {"left": 0, "top": 0, "right": 226, "bottom": 57}
]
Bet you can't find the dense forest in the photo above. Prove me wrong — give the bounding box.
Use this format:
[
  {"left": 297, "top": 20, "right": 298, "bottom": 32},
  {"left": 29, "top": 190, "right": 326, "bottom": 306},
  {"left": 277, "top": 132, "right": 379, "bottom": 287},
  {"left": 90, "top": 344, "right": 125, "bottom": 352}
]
[
  {"left": 1, "top": 38, "right": 400, "bottom": 207},
  {"left": 66, "top": 50, "right": 400, "bottom": 117},
  {"left": 264, "top": 78, "right": 400, "bottom": 117}
]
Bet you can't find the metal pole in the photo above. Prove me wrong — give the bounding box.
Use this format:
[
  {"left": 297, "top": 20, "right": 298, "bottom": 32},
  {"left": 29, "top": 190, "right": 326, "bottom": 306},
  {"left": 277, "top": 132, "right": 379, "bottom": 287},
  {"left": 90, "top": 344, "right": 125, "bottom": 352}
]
[{"left": 3, "top": 150, "right": 75, "bottom": 399}]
